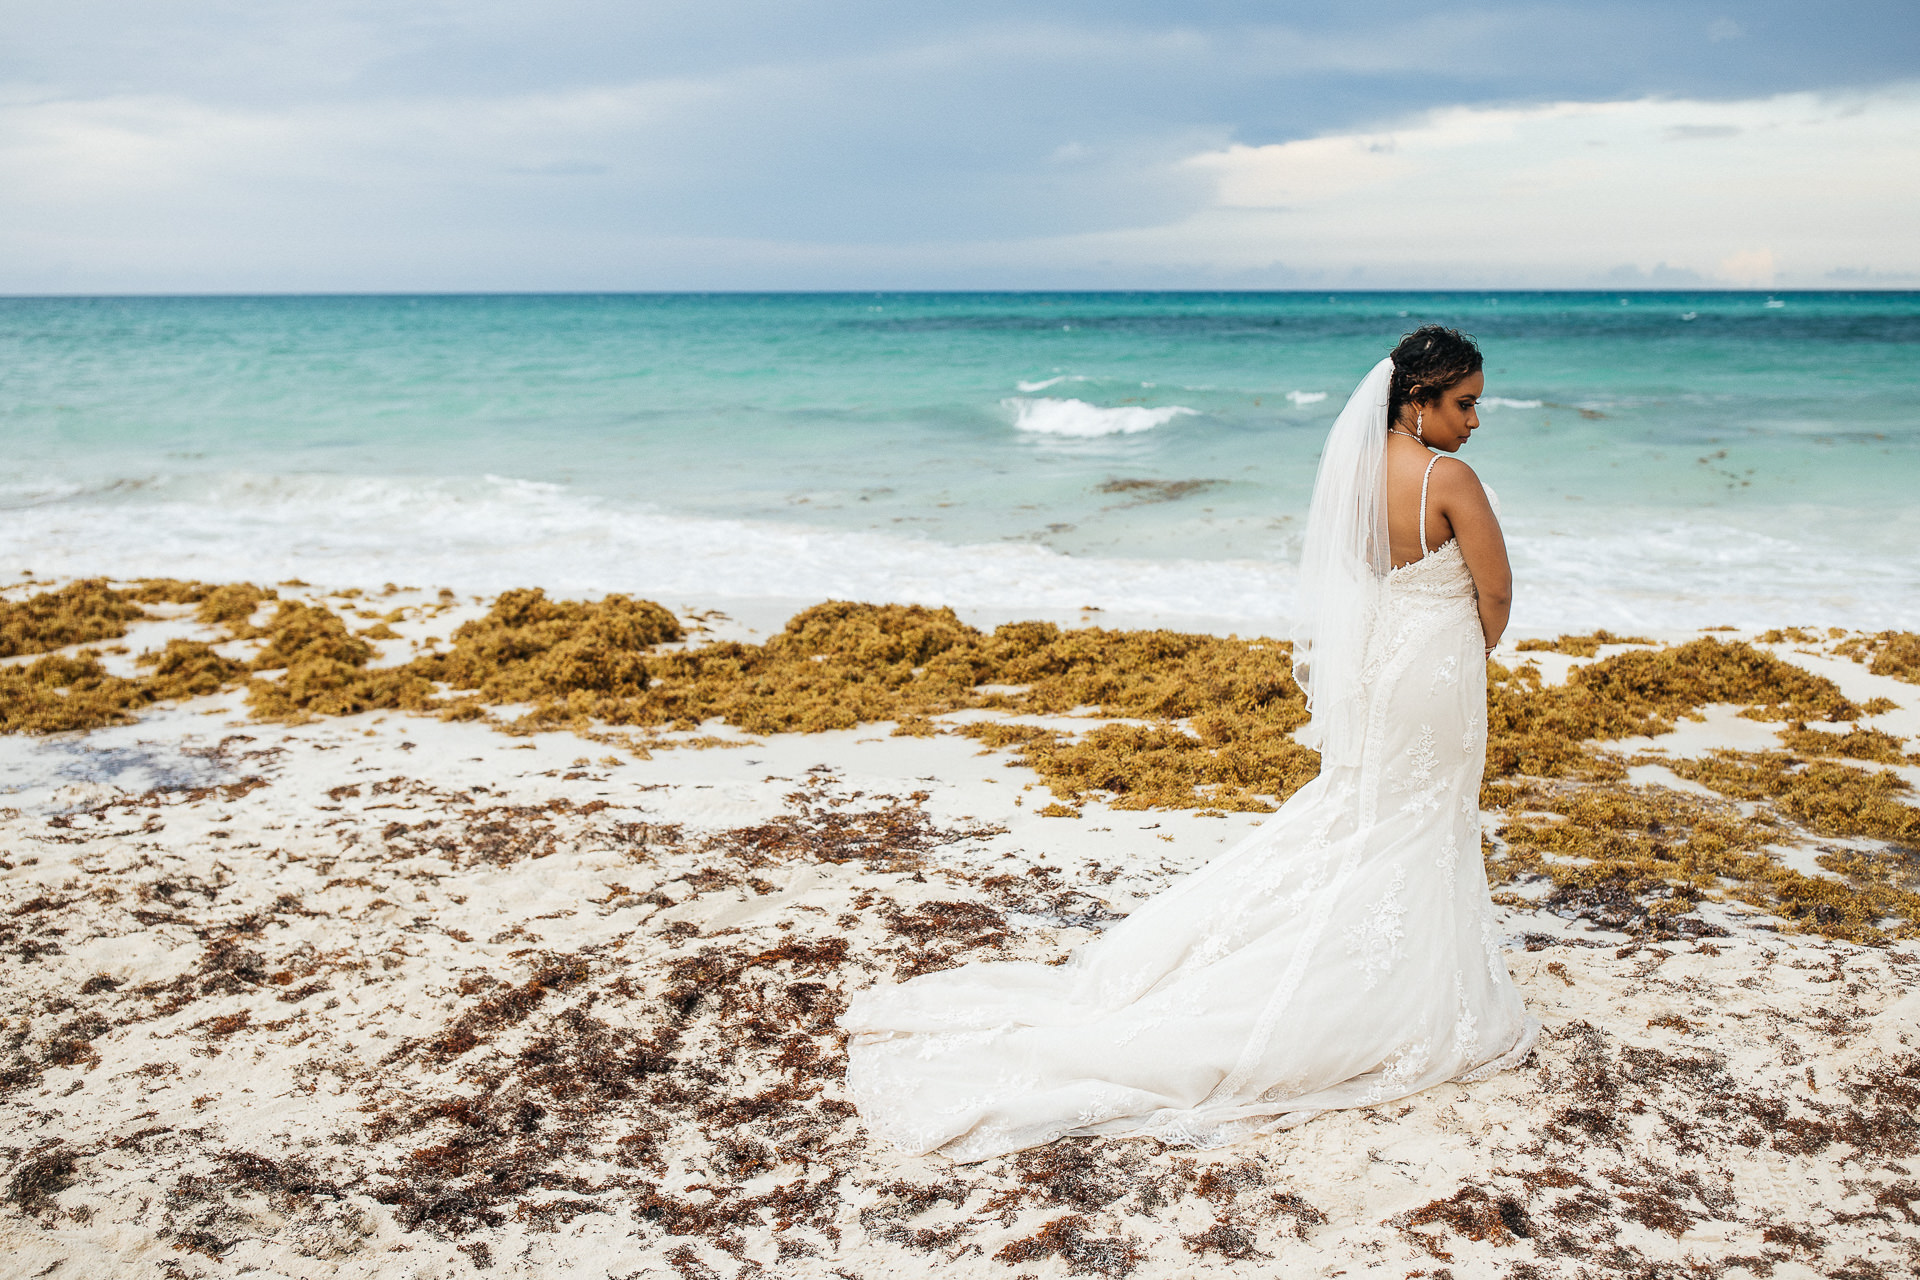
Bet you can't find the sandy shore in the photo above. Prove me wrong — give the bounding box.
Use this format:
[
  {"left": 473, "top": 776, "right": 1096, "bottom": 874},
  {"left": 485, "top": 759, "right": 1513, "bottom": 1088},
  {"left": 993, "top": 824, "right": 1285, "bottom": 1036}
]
[{"left": 3, "top": 582, "right": 1919, "bottom": 1278}]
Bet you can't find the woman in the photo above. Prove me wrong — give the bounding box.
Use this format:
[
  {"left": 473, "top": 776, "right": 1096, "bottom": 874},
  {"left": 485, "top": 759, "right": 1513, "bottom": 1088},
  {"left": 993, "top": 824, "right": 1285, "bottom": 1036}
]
[{"left": 840, "top": 326, "right": 1536, "bottom": 1163}]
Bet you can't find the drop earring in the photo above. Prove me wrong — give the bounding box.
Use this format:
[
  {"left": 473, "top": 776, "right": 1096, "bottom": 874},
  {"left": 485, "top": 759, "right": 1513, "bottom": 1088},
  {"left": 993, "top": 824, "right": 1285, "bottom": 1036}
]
[{"left": 1414, "top": 409, "right": 1424, "bottom": 442}]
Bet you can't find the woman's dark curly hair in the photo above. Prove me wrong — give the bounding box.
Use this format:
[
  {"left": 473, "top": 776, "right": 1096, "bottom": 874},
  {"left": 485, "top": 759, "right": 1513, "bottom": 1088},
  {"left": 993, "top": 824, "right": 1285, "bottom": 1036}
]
[{"left": 1387, "top": 325, "right": 1482, "bottom": 427}]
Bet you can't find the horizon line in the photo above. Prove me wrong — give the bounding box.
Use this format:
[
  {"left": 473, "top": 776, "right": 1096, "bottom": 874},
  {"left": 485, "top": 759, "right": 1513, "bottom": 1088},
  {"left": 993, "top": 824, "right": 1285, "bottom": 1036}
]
[{"left": 4, "top": 286, "right": 1917, "bottom": 301}]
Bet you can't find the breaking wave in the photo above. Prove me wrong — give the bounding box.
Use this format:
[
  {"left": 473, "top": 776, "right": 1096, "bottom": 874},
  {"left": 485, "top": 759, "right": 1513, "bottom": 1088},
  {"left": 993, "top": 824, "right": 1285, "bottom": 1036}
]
[{"left": 1005, "top": 397, "right": 1198, "bottom": 437}]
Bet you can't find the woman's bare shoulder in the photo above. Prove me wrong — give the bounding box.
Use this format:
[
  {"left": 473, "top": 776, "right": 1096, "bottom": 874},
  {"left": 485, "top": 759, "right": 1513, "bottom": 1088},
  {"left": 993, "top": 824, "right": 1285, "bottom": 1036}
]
[
  {"left": 1429, "top": 454, "right": 1485, "bottom": 494},
  {"left": 1432, "top": 455, "right": 1502, "bottom": 520}
]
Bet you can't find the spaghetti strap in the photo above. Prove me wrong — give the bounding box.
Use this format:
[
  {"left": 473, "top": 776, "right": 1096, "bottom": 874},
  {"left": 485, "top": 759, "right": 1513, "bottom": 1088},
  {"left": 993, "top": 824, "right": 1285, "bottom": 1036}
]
[{"left": 1418, "top": 454, "right": 1440, "bottom": 556}]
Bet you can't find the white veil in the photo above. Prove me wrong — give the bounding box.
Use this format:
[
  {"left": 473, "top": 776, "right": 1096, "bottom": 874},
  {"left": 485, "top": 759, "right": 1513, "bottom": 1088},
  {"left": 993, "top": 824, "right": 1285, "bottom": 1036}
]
[{"left": 1291, "top": 355, "right": 1393, "bottom": 769}]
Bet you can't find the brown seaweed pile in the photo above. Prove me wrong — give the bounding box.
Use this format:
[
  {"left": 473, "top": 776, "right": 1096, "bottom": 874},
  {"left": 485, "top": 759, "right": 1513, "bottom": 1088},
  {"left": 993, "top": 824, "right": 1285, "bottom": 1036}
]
[
  {"left": 1483, "top": 637, "right": 1888, "bottom": 781},
  {"left": 0, "top": 579, "right": 264, "bottom": 732},
  {"left": 1837, "top": 630, "right": 1920, "bottom": 684},
  {"left": 1478, "top": 639, "right": 1917, "bottom": 943},
  {"left": 0, "top": 578, "right": 148, "bottom": 657},
  {"left": 0, "top": 641, "right": 249, "bottom": 734},
  {"left": 244, "top": 599, "right": 439, "bottom": 720},
  {"left": 1489, "top": 775, "right": 1920, "bottom": 944},
  {"left": 0, "top": 579, "right": 423, "bottom": 731},
  {"left": 1775, "top": 723, "right": 1913, "bottom": 764},
  {"left": 434, "top": 588, "right": 683, "bottom": 705},
  {"left": 1514, "top": 628, "right": 1652, "bottom": 657},
  {"left": 1666, "top": 750, "right": 1920, "bottom": 845},
  {"left": 6, "top": 581, "right": 1917, "bottom": 944},
  {"left": 347, "top": 594, "right": 1319, "bottom": 814}
]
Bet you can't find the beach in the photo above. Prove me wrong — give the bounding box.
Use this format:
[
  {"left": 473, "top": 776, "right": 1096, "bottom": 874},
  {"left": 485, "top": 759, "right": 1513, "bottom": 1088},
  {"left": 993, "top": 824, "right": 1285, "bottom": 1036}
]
[
  {"left": 3, "top": 578, "right": 1919, "bottom": 1278},
  {"left": 4, "top": 0, "right": 1917, "bottom": 1258},
  {"left": 5, "top": 289, "right": 1919, "bottom": 1277}
]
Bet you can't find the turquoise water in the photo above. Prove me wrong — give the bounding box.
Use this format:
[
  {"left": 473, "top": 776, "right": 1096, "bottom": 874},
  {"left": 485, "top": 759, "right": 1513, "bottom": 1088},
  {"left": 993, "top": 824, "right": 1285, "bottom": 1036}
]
[{"left": 2, "top": 292, "right": 1916, "bottom": 628}]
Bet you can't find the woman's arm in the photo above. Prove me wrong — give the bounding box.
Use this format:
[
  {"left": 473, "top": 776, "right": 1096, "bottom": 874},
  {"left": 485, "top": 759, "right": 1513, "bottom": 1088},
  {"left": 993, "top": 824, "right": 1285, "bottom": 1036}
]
[{"left": 1432, "top": 458, "right": 1511, "bottom": 651}]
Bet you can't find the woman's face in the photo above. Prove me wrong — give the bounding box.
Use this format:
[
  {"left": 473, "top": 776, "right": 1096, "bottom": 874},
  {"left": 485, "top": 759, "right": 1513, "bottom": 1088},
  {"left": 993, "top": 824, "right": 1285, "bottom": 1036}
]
[{"left": 1415, "top": 371, "right": 1484, "bottom": 452}]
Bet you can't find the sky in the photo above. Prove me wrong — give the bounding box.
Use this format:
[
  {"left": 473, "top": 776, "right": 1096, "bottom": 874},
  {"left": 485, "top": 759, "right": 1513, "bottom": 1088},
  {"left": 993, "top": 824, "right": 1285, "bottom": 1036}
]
[{"left": 1, "top": 1, "right": 1916, "bottom": 292}]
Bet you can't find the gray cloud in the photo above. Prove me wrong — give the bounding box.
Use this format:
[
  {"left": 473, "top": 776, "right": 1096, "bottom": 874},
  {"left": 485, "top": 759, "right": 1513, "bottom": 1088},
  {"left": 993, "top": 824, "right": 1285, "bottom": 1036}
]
[
  {"left": 1665, "top": 123, "right": 1744, "bottom": 138},
  {"left": 0, "top": 1, "right": 1915, "bottom": 290}
]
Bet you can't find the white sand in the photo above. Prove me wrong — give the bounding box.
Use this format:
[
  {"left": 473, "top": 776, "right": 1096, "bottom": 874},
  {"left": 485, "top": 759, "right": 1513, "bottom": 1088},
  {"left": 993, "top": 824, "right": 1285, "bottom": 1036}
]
[{"left": 3, "top": 596, "right": 1919, "bottom": 1278}]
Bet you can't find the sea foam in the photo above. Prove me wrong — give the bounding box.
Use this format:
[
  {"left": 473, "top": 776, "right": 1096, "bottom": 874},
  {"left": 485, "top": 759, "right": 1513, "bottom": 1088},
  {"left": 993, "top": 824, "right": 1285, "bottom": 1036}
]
[
  {"left": 1005, "top": 397, "right": 1197, "bottom": 437},
  {"left": 1285, "top": 390, "right": 1328, "bottom": 406},
  {"left": 0, "top": 471, "right": 1297, "bottom": 628},
  {"left": 4, "top": 471, "right": 1915, "bottom": 634},
  {"left": 1480, "top": 397, "right": 1544, "bottom": 409}
]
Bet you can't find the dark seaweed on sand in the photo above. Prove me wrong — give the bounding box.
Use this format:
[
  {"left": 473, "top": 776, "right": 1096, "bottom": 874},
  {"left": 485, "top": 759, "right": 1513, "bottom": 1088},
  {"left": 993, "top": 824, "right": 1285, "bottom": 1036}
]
[{"left": 5, "top": 582, "right": 1920, "bottom": 1275}]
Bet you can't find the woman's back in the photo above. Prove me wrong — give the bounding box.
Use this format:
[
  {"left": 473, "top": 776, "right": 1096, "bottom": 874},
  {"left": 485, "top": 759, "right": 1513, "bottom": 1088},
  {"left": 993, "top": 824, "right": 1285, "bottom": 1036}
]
[
  {"left": 1377, "top": 369, "right": 1512, "bottom": 655},
  {"left": 1385, "top": 442, "right": 1456, "bottom": 567}
]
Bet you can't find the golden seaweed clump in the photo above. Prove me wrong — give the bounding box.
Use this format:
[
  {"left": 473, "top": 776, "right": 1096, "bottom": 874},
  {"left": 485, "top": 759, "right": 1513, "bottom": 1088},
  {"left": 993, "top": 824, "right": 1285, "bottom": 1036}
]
[
  {"left": 983, "top": 621, "right": 1302, "bottom": 724},
  {"left": 1514, "top": 630, "right": 1652, "bottom": 658},
  {"left": 429, "top": 588, "right": 684, "bottom": 720},
  {"left": 0, "top": 579, "right": 147, "bottom": 658},
  {"left": 195, "top": 582, "right": 279, "bottom": 635},
  {"left": 246, "top": 599, "right": 437, "bottom": 720},
  {"left": 1484, "top": 638, "right": 1868, "bottom": 781},
  {"left": 122, "top": 577, "right": 215, "bottom": 604},
  {"left": 0, "top": 652, "right": 151, "bottom": 733},
  {"left": 970, "top": 721, "right": 1320, "bottom": 813},
  {"left": 136, "top": 639, "right": 249, "bottom": 701},
  {"left": 1492, "top": 778, "right": 1920, "bottom": 944},
  {"left": 645, "top": 602, "right": 980, "bottom": 735},
  {"left": 122, "top": 578, "right": 279, "bottom": 635},
  {"left": 1663, "top": 750, "right": 1920, "bottom": 846},
  {"left": 1836, "top": 630, "right": 1920, "bottom": 684},
  {"left": 959, "top": 622, "right": 1317, "bottom": 811},
  {"left": 249, "top": 599, "right": 372, "bottom": 671},
  {"left": 1482, "top": 661, "right": 1624, "bottom": 783},
  {"left": 1580, "top": 637, "right": 1866, "bottom": 723},
  {"left": 1775, "top": 723, "right": 1911, "bottom": 764},
  {"left": 518, "top": 599, "right": 1316, "bottom": 810},
  {"left": 660, "top": 605, "right": 1318, "bottom": 810}
]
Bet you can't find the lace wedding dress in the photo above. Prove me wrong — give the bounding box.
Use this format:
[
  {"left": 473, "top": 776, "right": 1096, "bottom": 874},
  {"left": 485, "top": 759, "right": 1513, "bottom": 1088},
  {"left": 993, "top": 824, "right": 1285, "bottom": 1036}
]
[{"left": 839, "top": 358, "right": 1538, "bottom": 1164}]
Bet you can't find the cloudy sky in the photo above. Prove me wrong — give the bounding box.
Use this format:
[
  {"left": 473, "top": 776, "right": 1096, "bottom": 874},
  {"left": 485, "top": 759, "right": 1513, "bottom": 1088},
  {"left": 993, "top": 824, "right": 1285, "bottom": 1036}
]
[{"left": 2, "top": 1, "right": 1916, "bottom": 291}]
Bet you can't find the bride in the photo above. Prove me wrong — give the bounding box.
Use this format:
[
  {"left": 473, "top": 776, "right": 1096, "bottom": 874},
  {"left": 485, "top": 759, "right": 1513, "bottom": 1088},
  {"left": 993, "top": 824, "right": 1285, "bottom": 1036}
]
[{"left": 840, "top": 326, "right": 1538, "bottom": 1163}]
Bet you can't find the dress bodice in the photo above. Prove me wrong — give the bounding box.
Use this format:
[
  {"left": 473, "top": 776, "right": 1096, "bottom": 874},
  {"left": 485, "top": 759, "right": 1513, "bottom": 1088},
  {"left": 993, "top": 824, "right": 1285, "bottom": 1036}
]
[
  {"left": 1383, "top": 468, "right": 1497, "bottom": 604},
  {"left": 1384, "top": 538, "right": 1476, "bottom": 601}
]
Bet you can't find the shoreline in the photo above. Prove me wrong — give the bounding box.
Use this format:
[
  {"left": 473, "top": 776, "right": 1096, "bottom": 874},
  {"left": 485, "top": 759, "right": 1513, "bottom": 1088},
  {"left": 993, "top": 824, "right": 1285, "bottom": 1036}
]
[
  {"left": 3, "top": 578, "right": 1919, "bottom": 1277},
  {"left": 8, "top": 462, "right": 1920, "bottom": 638}
]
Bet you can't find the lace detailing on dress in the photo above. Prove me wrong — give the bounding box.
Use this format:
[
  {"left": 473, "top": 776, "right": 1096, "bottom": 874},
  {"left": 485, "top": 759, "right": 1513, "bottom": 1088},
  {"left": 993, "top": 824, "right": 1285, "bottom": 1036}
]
[
  {"left": 1435, "top": 832, "right": 1460, "bottom": 897},
  {"left": 840, "top": 491, "right": 1535, "bottom": 1163},
  {"left": 1395, "top": 725, "right": 1447, "bottom": 815},
  {"left": 1480, "top": 910, "right": 1507, "bottom": 984},
  {"left": 1359, "top": 1038, "right": 1433, "bottom": 1106},
  {"left": 1344, "top": 864, "right": 1408, "bottom": 990},
  {"left": 1386, "top": 537, "right": 1474, "bottom": 596},
  {"left": 1453, "top": 971, "right": 1481, "bottom": 1061}
]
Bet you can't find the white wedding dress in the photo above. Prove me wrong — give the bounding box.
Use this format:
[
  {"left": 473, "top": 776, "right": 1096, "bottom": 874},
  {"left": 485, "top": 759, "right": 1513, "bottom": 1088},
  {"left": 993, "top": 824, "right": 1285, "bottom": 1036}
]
[{"left": 840, "top": 359, "right": 1537, "bottom": 1164}]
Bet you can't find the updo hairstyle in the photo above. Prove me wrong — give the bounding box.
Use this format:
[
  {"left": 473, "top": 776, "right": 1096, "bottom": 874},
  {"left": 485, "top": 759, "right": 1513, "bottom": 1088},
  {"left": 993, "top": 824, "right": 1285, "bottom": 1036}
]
[{"left": 1387, "top": 325, "right": 1483, "bottom": 427}]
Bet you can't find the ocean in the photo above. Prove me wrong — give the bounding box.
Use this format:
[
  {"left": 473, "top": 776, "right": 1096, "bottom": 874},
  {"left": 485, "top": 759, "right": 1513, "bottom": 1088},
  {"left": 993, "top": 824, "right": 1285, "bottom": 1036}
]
[{"left": 3, "top": 291, "right": 1916, "bottom": 632}]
